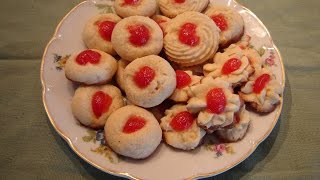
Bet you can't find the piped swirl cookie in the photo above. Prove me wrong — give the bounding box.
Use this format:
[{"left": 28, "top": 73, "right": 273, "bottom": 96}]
[
  {"left": 164, "top": 12, "right": 220, "bottom": 66},
  {"left": 105, "top": 105, "right": 162, "bottom": 159},
  {"left": 71, "top": 85, "right": 124, "bottom": 129},
  {"left": 114, "top": 0, "right": 157, "bottom": 18},
  {"left": 216, "top": 105, "right": 251, "bottom": 142},
  {"left": 205, "top": 6, "right": 244, "bottom": 47},
  {"left": 203, "top": 44, "right": 254, "bottom": 87},
  {"left": 239, "top": 68, "right": 283, "bottom": 113},
  {"left": 187, "top": 77, "right": 241, "bottom": 133},
  {"left": 160, "top": 105, "right": 206, "bottom": 150},
  {"left": 64, "top": 49, "right": 117, "bottom": 85},
  {"left": 159, "top": 0, "right": 209, "bottom": 18},
  {"left": 170, "top": 70, "right": 202, "bottom": 102},
  {"left": 111, "top": 16, "right": 163, "bottom": 61},
  {"left": 82, "top": 13, "right": 122, "bottom": 55},
  {"left": 123, "top": 55, "right": 176, "bottom": 108}
]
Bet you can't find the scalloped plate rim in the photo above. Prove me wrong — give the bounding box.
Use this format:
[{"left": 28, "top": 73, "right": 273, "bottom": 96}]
[{"left": 40, "top": 0, "right": 285, "bottom": 179}]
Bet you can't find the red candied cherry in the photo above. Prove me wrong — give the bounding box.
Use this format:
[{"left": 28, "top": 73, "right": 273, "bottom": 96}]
[
  {"left": 76, "top": 50, "right": 101, "bottom": 65},
  {"left": 179, "top": 23, "right": 200, "bottom": 46},
  {"left": 122, "top": 0, "right": 140, "bottom": 6},
  {"left": 92, "top": 91, "right": 113, "bottom": 118},
  {"left": 97, "top": 21, "right": 116, "bottom": 41},
  {"left": 170, "top": 111, "right": 194, "bottom": 131},
  {"left": 174, "top": 0, "right": 185, "bottom": 3},
  {"left": 211, "top": 14, "right": 228, "bottom": 31},
  {"left": 206, "top": 88, "right": 227, "bottom": 114},
  {"left": 133, "top": 66, "right": 155, "bottom": 88},
  {"left": 123, "top": 116, "right": 146, "bottom": 133},
  {"left": 253, "top": 74, "right": 270, "bottom": 93},
  {"left": 155, "top": 19, "right": 167, "bottom": 24},
  {"left": 175, "top": 70, "right": 192, "bottom": 89},
  {"left": 128, "top": 25, "right": 150, "bottom": 46},
  {"left": 221, "top": 58, "right": 242, "bottom": 75}
]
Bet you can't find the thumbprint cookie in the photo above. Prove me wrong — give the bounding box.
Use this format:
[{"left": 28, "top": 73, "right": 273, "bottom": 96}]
[
  {"left": 71, "top": 85, "right": 124, "bottom": 129},
  {"left": 64, "top": 49, "right": 117, "bottom": 85},
  {"left": 82, "top": 13, "right": 122, "bottom": 55},
  {"left": 205, "top": 6, "right": 244, "bottom": 47},
  {"left": 123, "top": 55, "right": 176, "bottom": 108},
  {"left": 111, "top": 16, "right": 163, "bottom": 61},
  {"left": 104, "top": 105, "right": 162, "bottom": 159},
  {"left": 151, "top": 15, "right": 171, "bottom": 34},
  {"left": 159, "top": 0, "right": 209, "bottom": 18},
  {"left": 114, "top": 0, "right": 157, "bottom": 18}
]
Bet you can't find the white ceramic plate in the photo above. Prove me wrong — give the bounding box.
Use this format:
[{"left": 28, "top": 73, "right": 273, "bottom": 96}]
[{"left": 41, "top": 0, "right": 285, "bottom": 179}]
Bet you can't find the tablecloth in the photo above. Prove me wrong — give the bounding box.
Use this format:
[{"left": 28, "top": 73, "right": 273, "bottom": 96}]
[{"left": 0, "top": 0, "right": 319, "bottom": 179}]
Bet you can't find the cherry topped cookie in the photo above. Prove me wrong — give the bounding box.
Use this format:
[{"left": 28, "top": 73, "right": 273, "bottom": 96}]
[
  {"left": 164, "top": 11, "right": 220, "bottom": 66},
  {"left": 71, "top": 85, "right": 124, "bottom": 129},
  {"left": 205, "top": 6, "right": 244, "bottom": 47},
  {"left": 151, "top": 15, "right": 171, "bottom": 34},
  {"left": 114, "top": 0, "right": 157, "bottom": 18},
  {"left": 160, "top": 105, "right": 206, "bottom": 150},
  {"left": 64, "top": 49, "right": 117, "bottom": 85},
  {"left": 159, "top": 0, "right": 209, "bottom": 18},
  {"left": 187, "top": 77, "right": 241, "bottom": 133},
  {"left": 111, "top": 16, "right": 163, "bottom": 61},
  {"left": 239, "top": 68, "right": 283, "bottom": 113},
  {"left": 82, "top": 13, "right": 122, "bottom": 55},
  {"left": 123, "top": 55, "right": 176, "bottom": 108},
  {"left": 170, "top": 70, "right": 202, "bottom": 102},
  {"left": 104, "top": 105, "right": 162, "bottom": 159},
  {"left": 216, "top": 105, "right": 251, "bottom": 142},
  {"left": 203, "top": 44, "right": 254, "bottom": 87}
]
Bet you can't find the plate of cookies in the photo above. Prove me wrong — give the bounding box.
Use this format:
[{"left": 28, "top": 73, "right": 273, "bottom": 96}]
[{"left": 41, "top": 0, "right": 285, "bottom": 179}]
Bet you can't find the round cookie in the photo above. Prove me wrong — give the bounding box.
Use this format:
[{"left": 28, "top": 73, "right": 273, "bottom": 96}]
[
  {"left": 64, "top": 49, "right": 117, "bottom": 85},
  {"left": 205, "top": 6, "right": 244, "bottom": 47},
  {"left": 111, "top": 16, "right": 163, "bottom": 61},
  {"left": 160, "top": 105, "right": 206, "bottom": 150},
  {"left": 216, "top": 105, "right": 251, "bottom": 142},
  {"left": 151, "top": 15, "right": 171, "bottom": 34},
  {"left": 123, "top": 55, "right": 176, "bottom": 108},
  {"left": 159, "top": 0, "right": 209, "bottom": 18},
  {"left": 82, "top": 13, "right": 122, "bottom": 55},
  {"left": 114, "top": 0, "right": 157, "bottom": 18},
  {"left": 186, "top": 77, "right": 241, "bottom": 133},
  {"left": 164, "top": 11, "right": 220, "bottom": 66},
  {"left": 116, "top": 59, "right": 130, "bottom": 91},
  {"left": 239, "top": 68, "right": 283, "bottom": 113},
  {"left": 104, "top": 105, "right": 162, "bottom": 159},
  {"left": 71, "top": 85, "right": 124, "bottom": 129}
]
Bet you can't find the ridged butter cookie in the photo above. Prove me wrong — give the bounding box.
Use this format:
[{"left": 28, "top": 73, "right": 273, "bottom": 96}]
[{"left": 164, "top": 12, "right": 219, "bottom": 66}]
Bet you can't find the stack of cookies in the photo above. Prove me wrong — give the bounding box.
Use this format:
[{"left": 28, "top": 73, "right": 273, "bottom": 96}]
[{"left": 64, "top": 0, "right": 283, "bottom": 159}]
